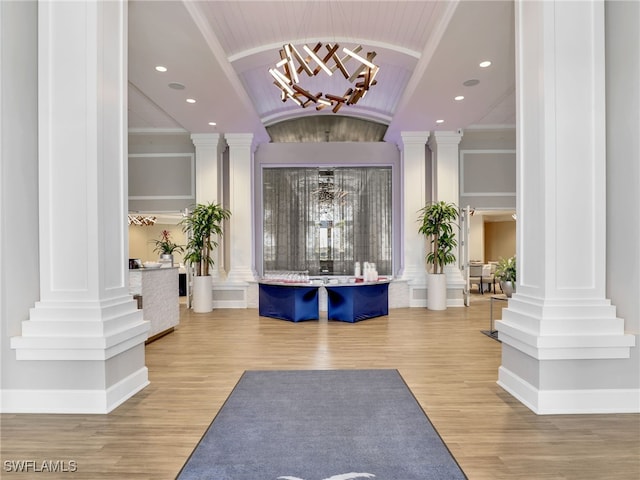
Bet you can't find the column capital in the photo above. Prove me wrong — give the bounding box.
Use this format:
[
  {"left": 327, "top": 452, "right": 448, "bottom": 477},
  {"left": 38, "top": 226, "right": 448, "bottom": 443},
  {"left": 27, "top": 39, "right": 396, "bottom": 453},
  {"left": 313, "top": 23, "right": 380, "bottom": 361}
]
[
  {"left": 428, "top": 130, "right": 462, "bottom": 148},
  {"left": 191, "top": 132, "right": 222, "bottom": 147},
  {"left": 224, "top": 133, "right": 254, "bottom": 147},
  {"left": 400, "top": 131, "right": 430, "bottom": 146}
]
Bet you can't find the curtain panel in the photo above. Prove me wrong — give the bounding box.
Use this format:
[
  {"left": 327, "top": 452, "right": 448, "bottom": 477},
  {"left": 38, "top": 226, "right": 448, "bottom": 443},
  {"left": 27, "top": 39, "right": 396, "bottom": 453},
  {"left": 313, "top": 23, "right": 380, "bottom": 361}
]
[{"left": 262, "top": 167, "right": 392, "bottom": 276}]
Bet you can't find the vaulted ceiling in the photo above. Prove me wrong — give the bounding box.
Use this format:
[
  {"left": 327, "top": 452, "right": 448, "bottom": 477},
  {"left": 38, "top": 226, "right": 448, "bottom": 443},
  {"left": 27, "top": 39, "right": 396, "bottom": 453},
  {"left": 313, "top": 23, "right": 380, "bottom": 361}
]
[{"left": 127, "top": 0, "right": 515, "bottom": 144}]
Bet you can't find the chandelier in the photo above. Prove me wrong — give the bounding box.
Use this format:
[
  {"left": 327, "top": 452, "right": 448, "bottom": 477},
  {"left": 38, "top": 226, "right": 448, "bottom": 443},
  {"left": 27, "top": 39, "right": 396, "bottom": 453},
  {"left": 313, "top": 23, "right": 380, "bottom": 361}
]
[
  {"left": 127, "top": 214, "right": 156, "bottom": 226},
  {"left": 269, "top": 42, "right": 379, "bottom": 113}
]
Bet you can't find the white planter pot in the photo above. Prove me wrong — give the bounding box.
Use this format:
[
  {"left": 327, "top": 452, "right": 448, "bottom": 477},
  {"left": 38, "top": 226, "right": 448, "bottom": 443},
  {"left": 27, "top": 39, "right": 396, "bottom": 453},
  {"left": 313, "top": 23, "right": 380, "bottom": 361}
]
[
  {"left": 192, "top": 275, "right": 213, "bottom": 313},
  {"left": 427, "top": 273, "right": 447, "bottom": 310}
]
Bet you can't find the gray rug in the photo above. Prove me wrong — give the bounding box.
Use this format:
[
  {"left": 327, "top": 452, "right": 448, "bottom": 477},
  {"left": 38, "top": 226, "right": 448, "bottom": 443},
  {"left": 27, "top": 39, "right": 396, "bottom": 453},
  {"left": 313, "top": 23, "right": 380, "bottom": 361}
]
[{"left": 177, "top": 370, "right": 466, "bottom": 480}]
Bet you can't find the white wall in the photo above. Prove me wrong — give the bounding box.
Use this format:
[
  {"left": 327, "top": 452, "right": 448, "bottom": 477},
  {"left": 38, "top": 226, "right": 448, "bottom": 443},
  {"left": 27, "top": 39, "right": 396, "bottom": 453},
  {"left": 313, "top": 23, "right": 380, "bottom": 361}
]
[
  {"left": 128, "top": 132, "right": 195, "bottom": 213},
  {"left": 0, "top": 1, "right": 40, "bottom": 392},
  {"left": 459, "top": 127, "right": 516, "bottom": 210},
  {"left": 605, "top": 0, "right": 640, "bottom": 386},
  {"left": 468, "top": 214, "right": 485, "bottom": 262},
  {"left": 128, "top": 223, "right": 187, "bottom": 265}
]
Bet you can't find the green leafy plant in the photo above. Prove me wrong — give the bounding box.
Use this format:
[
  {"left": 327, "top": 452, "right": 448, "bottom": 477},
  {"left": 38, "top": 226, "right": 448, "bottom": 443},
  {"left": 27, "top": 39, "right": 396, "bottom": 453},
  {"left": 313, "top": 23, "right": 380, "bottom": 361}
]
[
  {"left": 153, "top": 229, "right": 183, "bottom": 255},
  {"left": 494, "top": 256, "right": 516, "bottom": 282},
  {"left": 180, "top": 203, "right": 231, "bottom": 276},
  {"left": 418, "top": 201, "right": 460, "bottom": 274}
]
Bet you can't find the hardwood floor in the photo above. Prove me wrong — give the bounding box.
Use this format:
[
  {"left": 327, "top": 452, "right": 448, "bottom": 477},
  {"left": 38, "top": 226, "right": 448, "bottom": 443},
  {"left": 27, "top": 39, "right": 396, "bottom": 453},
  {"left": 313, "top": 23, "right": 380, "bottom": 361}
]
[{"left": 2, "top": 297, "right": 639, "bottom": 479}]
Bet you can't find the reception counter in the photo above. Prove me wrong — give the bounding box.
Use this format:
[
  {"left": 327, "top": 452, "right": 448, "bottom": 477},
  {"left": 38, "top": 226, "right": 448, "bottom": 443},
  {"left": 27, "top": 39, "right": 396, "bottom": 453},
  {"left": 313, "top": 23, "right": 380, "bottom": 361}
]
[{"left": 129, "top": 267, "right": 179, "bottom": 342}]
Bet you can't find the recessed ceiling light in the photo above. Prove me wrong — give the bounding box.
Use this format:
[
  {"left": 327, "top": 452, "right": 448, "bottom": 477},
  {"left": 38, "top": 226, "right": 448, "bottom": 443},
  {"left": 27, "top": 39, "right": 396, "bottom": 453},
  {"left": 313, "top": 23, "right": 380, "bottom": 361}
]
[
  {"left": 186, "top": 98, "right": 196, "bottom": 104},
  {"left": 155, "top": 65, "right": 167, "bottom": 72},
  {"left": 208, "top": 122, "right": 217, "bottom": 126},
  {"left": 454, "top": 95, "right": 464, "bottom": 101},
  {"left": 168, "top": 82, "right": 185, "bottom": 90},
  {"left": 463, "top": 79, "right": 480, "bottom": 87},
  {"left": 479, "top": 60, "right": 492, "bottom": 68},
  {"left": 436, "top": 119, "right": 444, "bottom": 124}
]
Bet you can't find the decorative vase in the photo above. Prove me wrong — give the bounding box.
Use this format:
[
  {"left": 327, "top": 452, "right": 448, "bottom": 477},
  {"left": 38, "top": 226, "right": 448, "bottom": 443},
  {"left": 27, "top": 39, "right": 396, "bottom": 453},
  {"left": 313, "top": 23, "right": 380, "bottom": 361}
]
[
  {"left": 500, "top": 281, "right": 516, "bottom": 298},
  {"left": 159, "top": 253, "right": 174, "bottom": 267},
  {"left": 192, "top": 275, "right": 213, "bottom": 313},
  {"left": 427, "top": 273, "right": 447, "bottom": 310}
]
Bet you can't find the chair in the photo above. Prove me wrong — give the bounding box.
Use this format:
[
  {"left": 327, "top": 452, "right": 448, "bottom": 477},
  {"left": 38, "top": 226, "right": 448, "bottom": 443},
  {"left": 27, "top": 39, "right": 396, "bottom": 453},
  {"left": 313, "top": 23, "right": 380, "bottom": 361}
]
[
  {"left": 468, "top": 264, "right": 485, "bottom": 294},
  {"left": 482, "top": 263, "right": 497, "bottom": 294}
]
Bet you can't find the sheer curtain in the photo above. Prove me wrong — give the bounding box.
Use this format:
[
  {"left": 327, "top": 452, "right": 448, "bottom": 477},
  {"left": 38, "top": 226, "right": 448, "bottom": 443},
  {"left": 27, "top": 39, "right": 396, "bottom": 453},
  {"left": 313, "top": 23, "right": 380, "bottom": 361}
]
[
  {"left": 263, "top": 168, "right": 319, "bottom": 273},
  {"left": 335, "top": 168, "right": 392, "bottom": 275},
  {"left": 262, "top": 167, "right": 392, "bottom": 275}
]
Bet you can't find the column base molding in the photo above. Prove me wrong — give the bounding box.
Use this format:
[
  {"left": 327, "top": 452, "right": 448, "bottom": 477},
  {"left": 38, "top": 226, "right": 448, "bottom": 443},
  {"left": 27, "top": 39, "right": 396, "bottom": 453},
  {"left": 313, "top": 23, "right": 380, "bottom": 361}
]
[
  {"left": 11, "top": 297, "right": 149, "bottom": 361},
  {"left": 212, "top": 282, "right": 249, "bottom": 308},
  {"left": 0, "top": 367, "right": 149, "bottom": 414},
  {"left": 225, "top": 266, "right": 255, "bottom": 284},
  {"left": 408, "top": 278, "right": 466, "bottom": 308},
  {"left": 497, "top": 293, "right": 635, "bottom": 360},
  {"left": 498, "top": 366, "right": 640, "bottom": 414}
]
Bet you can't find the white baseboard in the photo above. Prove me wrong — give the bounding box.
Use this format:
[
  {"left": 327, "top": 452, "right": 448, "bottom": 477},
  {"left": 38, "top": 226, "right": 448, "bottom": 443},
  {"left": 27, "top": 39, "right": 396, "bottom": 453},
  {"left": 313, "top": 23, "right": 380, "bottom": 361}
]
[
  {"left": 498, "top": 366, "right": 640, "bottom": 414},
  {"left": 0, "top": 367, "right": 149, "bottom": 414}
]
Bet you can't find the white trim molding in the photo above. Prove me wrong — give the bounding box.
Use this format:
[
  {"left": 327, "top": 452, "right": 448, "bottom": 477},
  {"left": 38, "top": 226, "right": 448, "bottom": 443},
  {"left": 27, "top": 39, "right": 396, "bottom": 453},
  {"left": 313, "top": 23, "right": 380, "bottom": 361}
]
[
  {"left": 498, "top": 366, "right": 640, "bottom": 414},
  {"left": 0, "top": 367, "right": 149, "bottom": 414}
]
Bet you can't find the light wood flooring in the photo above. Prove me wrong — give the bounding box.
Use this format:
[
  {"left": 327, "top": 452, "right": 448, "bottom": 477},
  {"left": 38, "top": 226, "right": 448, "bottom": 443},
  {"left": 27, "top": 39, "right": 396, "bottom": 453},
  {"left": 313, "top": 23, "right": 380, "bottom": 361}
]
[{"left": 1, "top": 296, "right": 639, "bottom": 479}]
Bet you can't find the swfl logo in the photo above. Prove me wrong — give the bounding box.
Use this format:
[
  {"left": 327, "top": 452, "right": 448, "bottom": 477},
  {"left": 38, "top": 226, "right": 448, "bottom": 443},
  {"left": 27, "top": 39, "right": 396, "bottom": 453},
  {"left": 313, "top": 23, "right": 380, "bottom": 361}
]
[{"left": 278, "top": 474, "right": 375, "bottom": 480}]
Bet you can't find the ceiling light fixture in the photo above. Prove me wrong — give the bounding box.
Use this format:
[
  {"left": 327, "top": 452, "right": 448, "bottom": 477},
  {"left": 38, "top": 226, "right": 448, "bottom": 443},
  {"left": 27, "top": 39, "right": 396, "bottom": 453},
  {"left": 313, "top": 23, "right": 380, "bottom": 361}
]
[
  {"left": 436, "top": 119, "right": 444, "bottom": 124},
  {"left": 479, "top": 60, "right": 492, "bottom": 68},
  {"left": 454, "top": 95, "right": 464, "bottom": 101},
  {"left": 270, "top": 42, "right": 379, "bottom": 113},
  {"left": 208, "top": 122, "right": 217, "bottom": 126},
  {"left": 127, "top": 214, "right": 156, "bottom": 226},
  {"left": 186, "top": 98, "right": 196, "bottom": 104},
  {"left": 155, "top": 66, "right": 167, "bottom": 72}
]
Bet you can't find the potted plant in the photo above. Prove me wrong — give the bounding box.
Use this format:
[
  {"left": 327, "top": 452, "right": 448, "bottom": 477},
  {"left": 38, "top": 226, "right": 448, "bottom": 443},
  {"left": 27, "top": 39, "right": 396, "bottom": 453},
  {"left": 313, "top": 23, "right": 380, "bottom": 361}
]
[
  {"left": 180, "top": 202, "right": 231, "bottom": 312},
  {"left": 418, "top": 201, "right": 459, "bottom": 310},
  {"left": 495, "top": 255, "right": 516, "bottom": 297},
  {"left": 153, "top": 229, "right": 183, "bottom": 267}
]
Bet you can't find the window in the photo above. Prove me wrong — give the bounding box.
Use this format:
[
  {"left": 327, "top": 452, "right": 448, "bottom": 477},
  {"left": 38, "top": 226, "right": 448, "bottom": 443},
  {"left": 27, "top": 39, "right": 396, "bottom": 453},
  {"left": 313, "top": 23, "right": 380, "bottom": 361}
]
[{"left": 263, "top": 167, "right": 392, "bottom": 276}]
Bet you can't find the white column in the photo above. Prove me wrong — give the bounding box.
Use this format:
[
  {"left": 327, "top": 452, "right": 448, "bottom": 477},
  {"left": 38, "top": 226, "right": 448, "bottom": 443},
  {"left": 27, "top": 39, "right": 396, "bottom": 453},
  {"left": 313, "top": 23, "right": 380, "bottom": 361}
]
[
  {"left": 9, "top": 1, "right": 149, "bottom": 413},
  {"left": 496, "top": 0, "right": 635, "bottom": 414},
  {"left": 224, "top": 133, "right": 255, "bottom": 283},
  {"left": 428, "top": 131, "right": 463, "bottom": 205},
  {"left": 400, "top": 132, "right": 430, "bottom": 284},
  {"left": 428, "top": 131, "right": 466, "bottom": 306},
  {"left": 191, "top": 133, "right": 224, "bottom": 280}
]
